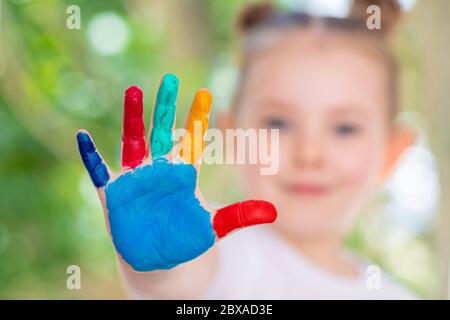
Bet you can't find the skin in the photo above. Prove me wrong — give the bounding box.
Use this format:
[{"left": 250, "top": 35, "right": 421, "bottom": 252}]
[
  {"left": 221, "top": 29, "right": 415, "bottom": 277},
  {"left": 77, "top": 74, "right": 276, "bottom": 298},
  {"left": 80, "top": 28, "right": 414, "bottom": 298}
]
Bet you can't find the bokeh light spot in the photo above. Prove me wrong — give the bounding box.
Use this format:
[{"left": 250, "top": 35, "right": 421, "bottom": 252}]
[{"left": 87, "top": 12, "right": 130, "bottom": 55}]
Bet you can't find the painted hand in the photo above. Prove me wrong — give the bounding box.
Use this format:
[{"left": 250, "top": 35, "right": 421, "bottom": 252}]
[{"left": 76, "top": 74, "right": 277, "bottom": 272}]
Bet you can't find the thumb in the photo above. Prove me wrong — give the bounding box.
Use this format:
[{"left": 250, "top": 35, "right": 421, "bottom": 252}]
[{"left": 212, "top": 200, "right": 277, "bottom": 239}]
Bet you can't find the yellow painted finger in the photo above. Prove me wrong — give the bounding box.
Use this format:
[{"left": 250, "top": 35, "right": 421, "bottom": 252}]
[{"left": 179, "top": 89, "right": 213, "bottom": 164}]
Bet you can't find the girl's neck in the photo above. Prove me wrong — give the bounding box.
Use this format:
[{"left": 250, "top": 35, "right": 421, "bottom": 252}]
[{"left": 273, "top": 227, "right": 360, "bottom": 279}]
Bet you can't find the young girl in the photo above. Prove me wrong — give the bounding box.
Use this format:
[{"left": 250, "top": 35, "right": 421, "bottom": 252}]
[{"left": 77, "top": 0, "right": 417, "bottom": 299}]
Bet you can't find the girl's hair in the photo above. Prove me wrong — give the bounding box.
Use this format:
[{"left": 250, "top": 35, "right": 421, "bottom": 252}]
[{"left": 234, "top": 0, "right": 403, "bottom": 121}]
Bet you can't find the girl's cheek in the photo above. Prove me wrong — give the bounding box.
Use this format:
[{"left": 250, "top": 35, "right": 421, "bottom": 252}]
[
  {"left": 330, "top": 136, "right": 385, "bottom": 188},
  {"left": 240, "top": 164, "right": 278, "bottom": 201},
  {"left": 240, "top": 133, "right": 293, "bottom": 199},
  {"left": 278, "top": 133, "right": 300, "bottom": 171}
]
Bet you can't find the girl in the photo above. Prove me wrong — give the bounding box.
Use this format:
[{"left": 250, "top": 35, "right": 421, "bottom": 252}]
[{"left": 77, "top": 0, "right": 416, "bottom": 299}]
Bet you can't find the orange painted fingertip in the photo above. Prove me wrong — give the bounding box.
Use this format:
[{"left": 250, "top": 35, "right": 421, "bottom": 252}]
[{"left": 192, "top": 88, "right": 213, "bottom": 113}]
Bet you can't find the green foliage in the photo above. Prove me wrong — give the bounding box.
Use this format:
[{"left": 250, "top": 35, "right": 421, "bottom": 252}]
[
  {"left": 0, "top": 0, "right": 440, "bottom": 298},
  {"left": 0, "top": 0, "right": 258, "bottom": 298}
]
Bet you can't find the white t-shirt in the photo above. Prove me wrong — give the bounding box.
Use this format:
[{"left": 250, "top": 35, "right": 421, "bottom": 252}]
[{"left": 202, "top": 225, "right": 416, "bottom": 300}]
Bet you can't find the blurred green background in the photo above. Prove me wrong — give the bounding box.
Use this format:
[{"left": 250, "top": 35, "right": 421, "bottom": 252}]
[{"left": 1, "top": 0, "right": 450, "bottom": 299}]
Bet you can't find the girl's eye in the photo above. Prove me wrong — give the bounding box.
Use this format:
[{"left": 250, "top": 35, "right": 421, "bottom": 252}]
[
  {"left": 334, "top": 124, "right": 360, "bottom": 136},
  {"left": 265, "top": 118, "right": 289, "bottom": 130}
]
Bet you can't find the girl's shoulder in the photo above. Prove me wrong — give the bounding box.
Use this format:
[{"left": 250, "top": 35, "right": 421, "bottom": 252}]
[{"left": 205, "top": 225, "right": 418, "bottom": 299}]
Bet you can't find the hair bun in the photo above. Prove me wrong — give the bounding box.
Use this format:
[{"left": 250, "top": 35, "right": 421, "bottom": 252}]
[
  {"left": 349, "top": 0, "right": 402, "bottom": 34},
  {"left": 237, "top": 2, "right": 276, "bottom": 33}
]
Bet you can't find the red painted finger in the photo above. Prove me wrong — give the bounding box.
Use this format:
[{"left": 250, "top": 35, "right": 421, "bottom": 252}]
[
  {"left": 122, "top": 86, "right": 146, "bottom": 169},
  {"left": 213, "top": 200, "right": 277, "bottom": 238}
]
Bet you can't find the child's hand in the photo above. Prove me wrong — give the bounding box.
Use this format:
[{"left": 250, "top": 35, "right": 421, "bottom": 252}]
[{"left": 76, "top": 74, "right": 277, "bottom": 272}]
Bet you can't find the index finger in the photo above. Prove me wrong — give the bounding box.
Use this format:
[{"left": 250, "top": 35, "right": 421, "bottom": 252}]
[{"left": 179, "top": 89, "right": 213, "bottom": 165}]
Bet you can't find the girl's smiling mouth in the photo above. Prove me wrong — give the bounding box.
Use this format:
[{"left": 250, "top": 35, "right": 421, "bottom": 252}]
[{"left": 284, "top": 182, "right": 331, "bottom": 196}]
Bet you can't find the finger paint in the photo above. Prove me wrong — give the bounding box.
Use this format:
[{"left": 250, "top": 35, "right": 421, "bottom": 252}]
[
  {"left": 77, "top": 74, "right": 278, "bottom": 272},
  {"left": 180, "top": 89, "right": 212, "bottom": 164},
  {"left": 122, "top": 86, "right": 146, "bottom": 169},
  {"left": 105, "top": 159, "right": 215, "bottom": 271},
  {"left": 76, "top": 132, "right": 110, "bottom": 188},
  {"left": 213, "top": 200, "right": 277, "bottom": 238},
  {"left": 150, "top": 74, "right": 178, "bottom": 158}
]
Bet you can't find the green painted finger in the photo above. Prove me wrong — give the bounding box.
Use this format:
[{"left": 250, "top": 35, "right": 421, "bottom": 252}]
[{"left": 150, "top": 73, "right": 179, "bottom": 158}]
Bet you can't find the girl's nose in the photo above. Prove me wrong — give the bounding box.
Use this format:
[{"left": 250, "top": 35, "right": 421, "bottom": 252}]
[{"left": 294, "top": 133, "right": 325, "bottom": 169}]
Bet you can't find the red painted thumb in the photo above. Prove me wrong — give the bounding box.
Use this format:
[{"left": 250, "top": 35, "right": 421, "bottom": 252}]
[{"left": 213, "top": 200, "right": 277, "bottom": 238}]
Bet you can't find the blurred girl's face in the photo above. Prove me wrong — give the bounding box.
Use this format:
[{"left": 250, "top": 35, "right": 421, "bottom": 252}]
[{"left": 234, "top": 30, "right": 391, "bottom": 239}]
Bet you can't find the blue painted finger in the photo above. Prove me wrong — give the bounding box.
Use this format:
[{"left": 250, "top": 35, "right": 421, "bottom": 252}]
[{"left": 76, "top": 131, "right": 110, "bottom": 188}]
